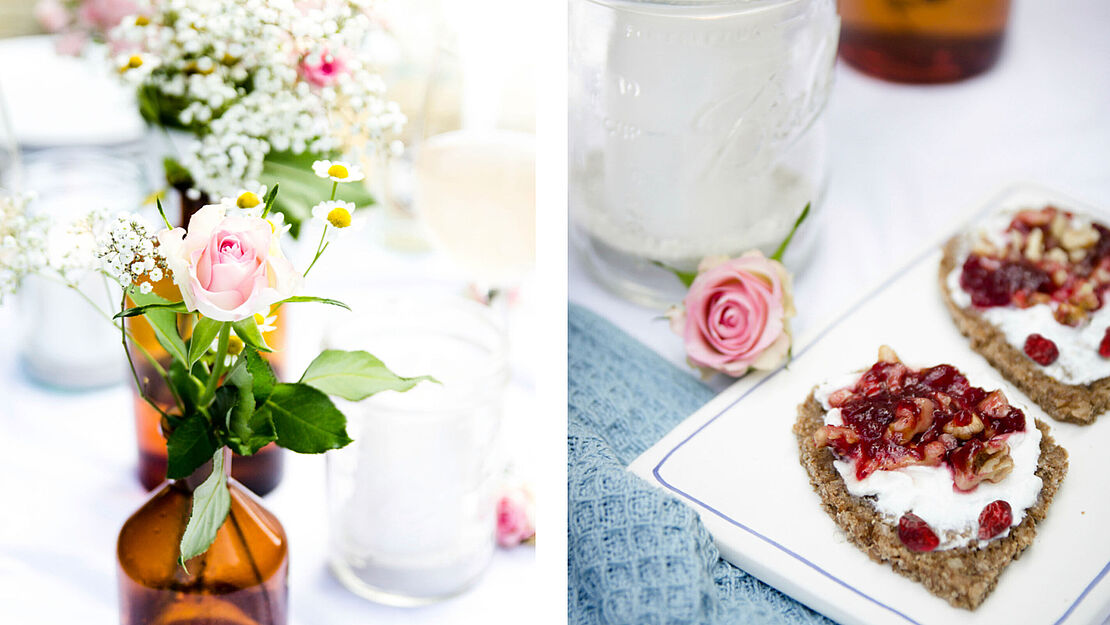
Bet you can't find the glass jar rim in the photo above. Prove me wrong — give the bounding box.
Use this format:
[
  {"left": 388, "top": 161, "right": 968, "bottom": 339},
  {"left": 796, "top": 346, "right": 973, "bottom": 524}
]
[{"left": 322, "top": 294, "right": 510, "bottom": 415}]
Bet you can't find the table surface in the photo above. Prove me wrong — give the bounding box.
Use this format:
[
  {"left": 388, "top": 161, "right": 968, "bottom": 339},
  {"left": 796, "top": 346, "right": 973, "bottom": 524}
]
[
  {"left": 570, "top": 0, "right": 1110, "bottom": 396},
  {"left": 0, "top": 34, "right": 539, "bottom": 623}
]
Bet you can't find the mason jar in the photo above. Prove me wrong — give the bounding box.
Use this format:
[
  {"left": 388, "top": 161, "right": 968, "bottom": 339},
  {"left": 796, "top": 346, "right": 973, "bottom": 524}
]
[
  {"left": 570, "top": 0, "right": 839, "bottom": 307},
  {"left": 324, "top": 295, "right": 508, "bottom": 605}
]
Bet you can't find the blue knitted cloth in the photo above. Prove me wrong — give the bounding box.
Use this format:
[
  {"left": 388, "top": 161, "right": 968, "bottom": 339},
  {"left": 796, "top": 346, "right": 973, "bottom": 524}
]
[{"left": 568, "top": 304, "right": 836, "bottom": 625}]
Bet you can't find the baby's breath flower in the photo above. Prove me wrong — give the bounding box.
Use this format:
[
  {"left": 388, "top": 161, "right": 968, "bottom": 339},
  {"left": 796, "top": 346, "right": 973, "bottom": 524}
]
[
  {"left": 115, "top": 0, "right": 402, "bottom": 199},
  {"left": 0, "top": 193, "right": 48, "bottom": 304},
  {"left": 312, "top": 159, "right": 363, "bottom": 183},
  {"left": 94, "top": 213, "right": 167, "bottom": 290}
]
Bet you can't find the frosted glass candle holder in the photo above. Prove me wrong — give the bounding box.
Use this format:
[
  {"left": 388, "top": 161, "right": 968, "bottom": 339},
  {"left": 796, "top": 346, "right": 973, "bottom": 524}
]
[
  {"left": 569, "top": 0, "right": 840, "bottom": 307},
  {"left": 325, "top": 296, "right": 508, "bottom": 605}
]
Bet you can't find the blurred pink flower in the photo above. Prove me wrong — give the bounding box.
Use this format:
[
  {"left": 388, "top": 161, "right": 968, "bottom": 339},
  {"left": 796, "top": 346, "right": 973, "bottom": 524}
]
[
  {"left": 34, "top": 0, "right": 70, "bottom": 32},
  {"left": 496, "top": 486, "right": 535, "bottom": 548},
  {"left": 76, "top": 0, "right": 138, "bottom": 32},
  {"left": 54, "top": 31, "right": 89, "bottom": 56},
  {"left": 299, "top": 48, "right": 349, "bottom": 87}
]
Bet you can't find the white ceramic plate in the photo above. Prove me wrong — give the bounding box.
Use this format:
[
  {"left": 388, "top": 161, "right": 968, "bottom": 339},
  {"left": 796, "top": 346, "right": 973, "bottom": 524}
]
[{"left": 629, "top": 184, "right": 1110, "bottom": 625}]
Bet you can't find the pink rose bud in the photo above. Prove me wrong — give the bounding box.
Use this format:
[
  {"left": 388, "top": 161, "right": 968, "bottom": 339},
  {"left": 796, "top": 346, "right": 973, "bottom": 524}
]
[
  {"left": 34, "top": 0, "right": 70, "bottom": 32},
  {"left": 496, "top": 486, "right": 535, "bottom": 548},
  {"left": 157, "top": 204, "right": 301, "bottom": 322},
  {"left": 299, "top": 48, "right": 349, "bottom": 87},
  {"left": 667, "top": 251, "right": 796, "bottom": 377},
  {"left": 76, "top": 0, "right": 139, "bottom": 32}
]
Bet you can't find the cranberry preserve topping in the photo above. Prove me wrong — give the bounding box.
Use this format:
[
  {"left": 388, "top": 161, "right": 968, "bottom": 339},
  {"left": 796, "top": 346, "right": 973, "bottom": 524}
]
[
  {"left": 1023, "top": 333, "right": 1059, "bottom": 366},
  {"left": 1100, "top": 328, "right": 1110, "bottom": 358},
  {"left": 898, "top": 513, "right": 940, "bottom": 552},
  {"left": 958, "top": 206, "right": 1110, "bottom": 326},
  {"left": 977, "top": 500, "right": 1013, "bottom": 540},
  {"left": 814, "top": 346, "right": 1024, "bottom": 487}
]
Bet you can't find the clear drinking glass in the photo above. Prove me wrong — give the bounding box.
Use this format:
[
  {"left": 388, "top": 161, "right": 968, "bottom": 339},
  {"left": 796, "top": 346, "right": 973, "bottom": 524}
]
[
  {"left": 325, "top": 295, "right": 508, "bottom": 605},
  {"left": 17, "top": 148, "right": 148, "bottom": 389},
  {"left": 569, "top": 0, "right": 840, "bottom": 307}
]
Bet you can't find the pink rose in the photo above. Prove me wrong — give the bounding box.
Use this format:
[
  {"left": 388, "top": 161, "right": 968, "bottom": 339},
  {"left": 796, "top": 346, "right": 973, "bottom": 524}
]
[
  {"left": 34, "top": 0, "right": 70, "bottom": 32},
  {"left": 495, "top": 486, "right": 535, "bottom": 548},
  {"left": 299, "top": 48, "right": 349, "bottom": 87},
  {"left": 667, "top": 251, "right": 796, "bottom": 377},
  {"left": 158, "top": 204, "right": 300, "bottom": 322},
  {"left": 76, "top": 0, "right": 138, "bottom": 32}
]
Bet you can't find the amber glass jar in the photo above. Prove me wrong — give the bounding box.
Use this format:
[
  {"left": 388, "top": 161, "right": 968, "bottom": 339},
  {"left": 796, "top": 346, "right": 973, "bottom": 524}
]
[
  {"left": 129, "top": 189, "right": 285, "bottom": 495},
  {"left": 838, "top": 0, "right": 1011, "bottom": 83},
  {"left": 118, "top": 450, "right": 289, "bottom": 625}
]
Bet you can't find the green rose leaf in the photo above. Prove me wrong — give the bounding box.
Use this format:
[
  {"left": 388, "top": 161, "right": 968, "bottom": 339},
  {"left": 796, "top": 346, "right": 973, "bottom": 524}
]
[
  {"left": 114, "top": 301, "right": 190, "bottom": 318},
  {"left": 243, "top": 347, "right": 277, "bottom": 404},
  {"left": 167, "top": 360, "right": 203, "bottom": 415},
  {"left": 299, "top": 349, "right": 435, "bottom": 401},
  {"left": 275, "top": 296, "right": 351, "bottom": 310},
  {"left": 126, "top": 290, "right": 188, "bottom": 366},
  {"left": 188, "top": 317, "right": 224, "bottom": 369},
  {"left": 166, "top": 414, "right": 219, "bottom": 480},
  {"left": 231, "top": 318, "right": 272, "bottom": 353},
  {"left": 219, "top": 363, "right": 276, "bottom": 456},
  {"left": 178, "top": 449, "right": 231, "bottom": 570},
  {"left": 266, "top": 383, "right": 352, "bottom": 453}
]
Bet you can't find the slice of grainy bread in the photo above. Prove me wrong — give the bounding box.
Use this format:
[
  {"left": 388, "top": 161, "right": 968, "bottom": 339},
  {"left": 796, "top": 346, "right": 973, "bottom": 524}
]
[
  {"left": 941, "top": 237, "right": 1110, "bottom": 424},
  {"left": 794, "top": 392, "right": 1068, "bottom": 610}
]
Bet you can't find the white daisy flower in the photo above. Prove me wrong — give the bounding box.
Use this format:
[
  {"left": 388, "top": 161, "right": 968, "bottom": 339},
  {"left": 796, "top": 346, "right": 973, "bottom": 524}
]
[
  {"left": 312, "top": 159, "right": 364, "bottom": 183},
  {"left": 311, "top": 200, "right": 356, "bottom": 241}
]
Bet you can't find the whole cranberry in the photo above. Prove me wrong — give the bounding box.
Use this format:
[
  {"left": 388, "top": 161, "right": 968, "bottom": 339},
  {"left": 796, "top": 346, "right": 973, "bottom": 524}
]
[
  {"left": 978, "top": 500, "right": 1013, "bottom": 540},
  {"left": 898, "top": 513, "right": 940, "bottom": 552},
  {"left": 1023, "top": 333, "right": 1059, "bottom": 366}
]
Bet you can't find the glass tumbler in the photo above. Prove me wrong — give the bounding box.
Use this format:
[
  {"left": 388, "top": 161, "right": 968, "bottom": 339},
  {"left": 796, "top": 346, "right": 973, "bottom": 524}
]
[
  {"left": 325, "top": 295, "right": 508, "bottom": 605},
  {"left": 17, "top": 148, "right": 148, "bottom": 389},
  {"left": 569, "top": 0, "right": 839, "bottom": 307}
]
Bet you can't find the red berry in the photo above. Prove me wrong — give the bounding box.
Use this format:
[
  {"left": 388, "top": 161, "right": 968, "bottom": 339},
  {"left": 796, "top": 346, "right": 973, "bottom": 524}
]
[
  {"left": 1099, "top": 328, "right": 1110, "bottom": 358},
  {"left": 977, "top": 500, "right": 1013, "bottom": 540},
  {"left": 898, "top": 513, "right": 939, "bottom": 552},
  {"left": 1023, "top": 333, "right": 1059, "bottom": 366}
]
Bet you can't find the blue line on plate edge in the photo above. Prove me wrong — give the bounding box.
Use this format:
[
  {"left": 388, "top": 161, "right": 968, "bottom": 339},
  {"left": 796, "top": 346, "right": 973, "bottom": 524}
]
[{"left": 649, "top": 194, "right": 1110, "bottom": 625}]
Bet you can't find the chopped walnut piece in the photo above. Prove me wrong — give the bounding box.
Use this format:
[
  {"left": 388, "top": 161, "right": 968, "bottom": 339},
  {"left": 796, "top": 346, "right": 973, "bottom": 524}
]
[
  {"left": 877, "top": 345, "right": 900, "bottom": 363},
  {"left": 1045, "top": 247, "right": 1070, "bottom": 266},
  {"left": 826, "top": 388, "right": 854, "bottom": 408},
  {"left": 813, "top": 425, "right": 859, "bottom": 448},
  {"left": 1024, "top": 227, "right": 1044, "bottom": 262},
  {"left": 1050, "top": 212, "right": 1068, "bottom": 239},
  {"left": 1061, "top": 224, "right": 1099, "bottom": 251},
  {"left": 921, "top": 441, "right": 946, "bottom": 466},
  {"left": 977, "top": 390, "right": 1011, "bottom": 419},
  {"left": 944, "top": 413, "right": 985, "bottom": 439},
  {"left": 951, "top": 438, "right": 1014, "bottom": 491},
  {"left": 887, "top": 398, "right": 936, "bottom": 445}
]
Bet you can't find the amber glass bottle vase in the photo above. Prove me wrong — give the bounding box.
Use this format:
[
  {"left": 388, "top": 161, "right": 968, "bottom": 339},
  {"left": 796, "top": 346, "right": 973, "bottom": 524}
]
[
  {"left": 118, "top": 449, "right": 288, "bottom": 625},
  {"left": 129, "top": 190, "right": 284, "bottom": 495},
  {"left": 838, "top": 0, "right": 1011, "bottom": 83}
]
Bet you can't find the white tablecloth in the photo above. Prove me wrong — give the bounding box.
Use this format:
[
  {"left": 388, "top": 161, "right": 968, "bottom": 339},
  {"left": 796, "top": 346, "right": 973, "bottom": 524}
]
[{"left": 570, "top": 0, "right": 1110, "bottom": 395}]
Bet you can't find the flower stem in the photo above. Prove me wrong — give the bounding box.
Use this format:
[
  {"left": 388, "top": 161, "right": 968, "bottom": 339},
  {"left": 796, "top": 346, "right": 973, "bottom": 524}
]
[
  {"left": 201, "top": 323, "right": 231, "bottom": 407},
  {"left": 771, "top": 202, "right": 811, "bottom": 262},
  {"left": 330, "top": 181, "right": 338, "bottom": 201},
  {"left": 303, "top": 226, "right": 329, "bottom": 278}
]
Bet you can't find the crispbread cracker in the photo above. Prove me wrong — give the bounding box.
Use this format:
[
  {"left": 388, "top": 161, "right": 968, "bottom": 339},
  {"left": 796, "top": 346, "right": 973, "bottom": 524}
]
[{"left": 794, "top": 392, "right": 1068, "bottom": 609}]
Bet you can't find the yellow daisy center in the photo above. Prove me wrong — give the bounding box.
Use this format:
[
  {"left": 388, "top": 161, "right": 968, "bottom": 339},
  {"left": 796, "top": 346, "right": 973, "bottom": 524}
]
[
  {"left": 327, "top": 206, "right": 352, "bottom": 228},
  {"left": 135, "top": 15, "right": 150, "bottom": 26},
  {"left": 253, "top": 313, "right": 267, "bottom": 325},
  {"left": 227, "top": 335, "right": 244, "bottom": 356},
  {"left": 327, "top": 164, "right": 349, "bottom": 179},
  {"left": 237, "top": 191, "right": 260, "bottom": 209},
  {"left": 127, "top": 55, "right": 143, "bottom": 69}
]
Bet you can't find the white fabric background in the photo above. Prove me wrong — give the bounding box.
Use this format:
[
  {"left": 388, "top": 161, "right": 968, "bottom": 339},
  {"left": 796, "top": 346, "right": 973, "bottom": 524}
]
[{"left": 570, "top": 0, "right": 1110, "bottom": 395}]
